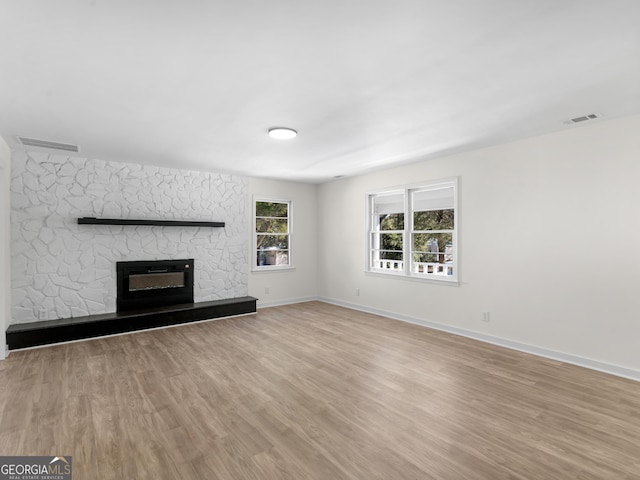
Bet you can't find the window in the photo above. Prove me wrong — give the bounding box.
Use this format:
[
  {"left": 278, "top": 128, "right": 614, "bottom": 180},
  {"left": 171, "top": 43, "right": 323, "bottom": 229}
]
[
  {"left": 254, "top": 198, "right": 292, "bottom": 269},
  {"left": 370, "top": 191, "right": 405, "bottom": 271},
  {"left": 368, "top": 178, "right": 457, "bottom": 282}
]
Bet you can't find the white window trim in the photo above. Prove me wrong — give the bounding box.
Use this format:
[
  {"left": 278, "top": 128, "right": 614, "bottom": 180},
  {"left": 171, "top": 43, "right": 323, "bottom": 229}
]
[
  {"left": 252, "top": 196, "right": 294, "bottom": 272},
  {"left": 365, "top": 177, "right": 459, "bottom": 284}
]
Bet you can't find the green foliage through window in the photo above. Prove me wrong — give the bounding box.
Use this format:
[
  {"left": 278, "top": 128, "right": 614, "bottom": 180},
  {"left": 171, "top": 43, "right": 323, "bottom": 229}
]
[
  {"left": 379, "top": 213, "right": 404, "bottom": 230},
  {"left": 256, "top": 202, "right": 288, "bottom": 217},
  {"left": 414, "top": 209, "right": 453, "bottom": 230}
]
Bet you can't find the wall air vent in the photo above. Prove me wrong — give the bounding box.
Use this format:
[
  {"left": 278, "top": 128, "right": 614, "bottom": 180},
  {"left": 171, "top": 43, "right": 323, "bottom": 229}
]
[
  {"left": 17, "top": 136, "right": 80, "bottom": 152},
  {"left": 565, "top": 113, "right": 602, "bottom": 125}
]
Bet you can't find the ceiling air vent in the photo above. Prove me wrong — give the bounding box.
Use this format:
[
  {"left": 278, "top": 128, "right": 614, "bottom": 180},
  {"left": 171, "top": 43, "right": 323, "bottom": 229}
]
[
  {"left": 565, "top": 113, "right": 601, "bottom": 125},
  {"left": 17, "top": 136, "right": 80, "bottom": 152}
]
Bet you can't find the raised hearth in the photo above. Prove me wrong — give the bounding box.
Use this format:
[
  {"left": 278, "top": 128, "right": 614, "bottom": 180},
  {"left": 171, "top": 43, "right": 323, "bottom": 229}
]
[{"left": 6, "top": 297, "right": 257, "bottom": 350}]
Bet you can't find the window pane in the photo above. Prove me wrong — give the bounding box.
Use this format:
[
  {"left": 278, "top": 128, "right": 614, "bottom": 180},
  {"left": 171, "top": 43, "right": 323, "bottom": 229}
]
[
  {"left": 379, "top": 233, "right": 403, "bottom": 252},
  {"left": 412, "top": 187, "right": 454, "bottom": 211},
  {"left": 414, "top": 209, "right": 454, "bottom": 230},
  {"left": 412, "top": 233, "right": 453, "bottom": 262},
  {"left": 412, "top": 254, "right": 453, "bottom": 276},
  {"left": 371, "top": 251, "right": 403, "bottom": 270},
  {"left": 413, "top": 252, "right": 440, "bottom": 263},
  {"left": 378, "top": 250, "right": 403, "bottom": 261},
  {"left": 257, "top": 235, "right": 289, "bottom": 249},
  {"left": 256, "top": 201, "right": 288, "bottom": 217},
  {"left": 256, "top": 217, "right": 288, "bottom": 233},
  {"left": 373, "top": 192, "right": 403, "bottom": 213},
  {"left": 257, "top": 250, "right": 289, "bottom": 266},
  {"left": 378, "top": 213, "right": 404, "bottom": 231}
]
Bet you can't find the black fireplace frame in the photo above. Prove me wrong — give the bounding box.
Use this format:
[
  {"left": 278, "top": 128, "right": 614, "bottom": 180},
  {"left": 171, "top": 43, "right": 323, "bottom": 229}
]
[{"left": 117, "top": 259, "right": 194, "bottom": 312}]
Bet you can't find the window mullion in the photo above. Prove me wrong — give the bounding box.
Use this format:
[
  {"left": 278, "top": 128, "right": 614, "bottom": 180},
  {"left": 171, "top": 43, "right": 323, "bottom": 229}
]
[{"left": 405, "top": 188, "right": 411, "bottom": 276}]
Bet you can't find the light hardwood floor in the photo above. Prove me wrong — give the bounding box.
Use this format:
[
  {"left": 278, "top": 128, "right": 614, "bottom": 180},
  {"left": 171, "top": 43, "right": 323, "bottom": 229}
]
[{"left": 1, "top": 301, "right": 639, "bottom": 479}]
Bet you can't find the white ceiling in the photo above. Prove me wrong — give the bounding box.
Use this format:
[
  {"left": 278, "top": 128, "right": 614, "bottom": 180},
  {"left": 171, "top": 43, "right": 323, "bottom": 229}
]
[{"left": 1, "top": 0, "right": 638, "bottom": 183}]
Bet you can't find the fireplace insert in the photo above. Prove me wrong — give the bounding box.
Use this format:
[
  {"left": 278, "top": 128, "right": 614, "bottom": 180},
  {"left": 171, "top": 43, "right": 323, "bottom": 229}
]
[{"left": 116, "top": 259, "right": 194, "bottom": 312}]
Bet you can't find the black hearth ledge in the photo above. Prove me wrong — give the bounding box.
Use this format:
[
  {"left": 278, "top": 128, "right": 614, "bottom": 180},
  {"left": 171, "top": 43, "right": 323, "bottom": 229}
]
[{"left": 6, "top": 297, "right": 257, "bottom": 350}]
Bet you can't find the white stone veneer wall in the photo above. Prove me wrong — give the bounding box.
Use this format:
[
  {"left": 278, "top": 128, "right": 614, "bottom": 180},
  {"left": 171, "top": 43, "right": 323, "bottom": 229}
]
[{"left": 11, "top": 151, "right": 248, "bottom": 324}]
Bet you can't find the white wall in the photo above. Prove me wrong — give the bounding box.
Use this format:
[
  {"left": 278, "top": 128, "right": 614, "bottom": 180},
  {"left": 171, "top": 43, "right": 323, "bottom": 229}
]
[
  {"left": 11, "top": 151, "right": 248, "bottom": 323},
  {"left": 248, "top": 177, "right": 318, "bottom": 307},
  {"left": 0, "top": 136, "right": 10, "bottom": 358},
  {"left": 318, "top": 114, "right": 640, "bottom": 374}
]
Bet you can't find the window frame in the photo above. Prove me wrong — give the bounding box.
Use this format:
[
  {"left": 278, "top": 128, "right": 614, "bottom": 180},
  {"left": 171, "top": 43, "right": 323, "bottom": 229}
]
[
  {"left": 368, "top": 189, "right": 406, "bottom": 274},
  {"left": 253, "top": 196, "right": 294, "bottom": 272},
  {"left": 366, "top": 177, "right": 459, "bottom": 284}
]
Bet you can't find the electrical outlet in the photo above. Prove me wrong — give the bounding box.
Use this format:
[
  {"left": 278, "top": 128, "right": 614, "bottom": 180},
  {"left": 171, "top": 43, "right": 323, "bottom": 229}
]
[
  {"left": 264, "top": 287, "right": 270, "bottom": 294},
  {"left": 355, "top": 288, "right": 360, "bottom": 296},
  {"left": 38, "top": 308, "right": 47, "bottom": 320},
  {"left": 482, "top": 312, "right": 490, "bottom": 322}
]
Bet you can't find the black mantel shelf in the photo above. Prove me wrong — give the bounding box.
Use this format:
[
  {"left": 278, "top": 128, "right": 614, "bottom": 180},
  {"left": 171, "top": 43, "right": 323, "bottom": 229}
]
[{"left": 78, "top": 217, "right": 225, "bottom": 227}]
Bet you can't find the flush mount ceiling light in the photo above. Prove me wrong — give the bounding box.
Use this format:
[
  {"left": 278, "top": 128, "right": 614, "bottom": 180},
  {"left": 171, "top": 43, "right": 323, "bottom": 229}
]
[{"left": 268, "top": 127, "right": 297, "bottom": 140}]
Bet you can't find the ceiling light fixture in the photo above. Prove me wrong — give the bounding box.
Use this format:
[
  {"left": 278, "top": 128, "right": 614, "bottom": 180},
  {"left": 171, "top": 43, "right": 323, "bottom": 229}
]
[{"left": 268, "top": 127, "right": 297, "bottom": 140}]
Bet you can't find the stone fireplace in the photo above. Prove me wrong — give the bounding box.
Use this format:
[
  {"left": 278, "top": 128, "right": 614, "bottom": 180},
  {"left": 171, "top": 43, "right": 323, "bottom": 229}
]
[
  {"left": 7, "top": 152, "right": 256, "bottom": 350},
  {"left": 10, "top": 151, "right": 249, "bottom": 324},
  {"left": 8, "top": 254, "right": 256, "bottom": 349}
]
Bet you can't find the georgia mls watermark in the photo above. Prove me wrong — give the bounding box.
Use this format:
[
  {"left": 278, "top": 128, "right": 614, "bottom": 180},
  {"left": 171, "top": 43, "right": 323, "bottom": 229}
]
[{"left": 0, "top": 456, "right": 72, "bottom": 480}]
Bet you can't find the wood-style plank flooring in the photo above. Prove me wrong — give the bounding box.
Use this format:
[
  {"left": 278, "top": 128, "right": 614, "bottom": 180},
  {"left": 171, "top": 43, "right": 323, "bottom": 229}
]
[{"left": 1, "top": 301, "right": 639, "bottom": 479}]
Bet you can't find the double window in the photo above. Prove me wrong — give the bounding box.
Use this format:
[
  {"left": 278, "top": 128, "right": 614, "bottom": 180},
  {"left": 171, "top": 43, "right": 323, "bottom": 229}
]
[
  {"left": 368, "top": 178, "right": 458, "bottom": 282},
  {"left": 254, "top": 198, "right": 292, "bottom": 270}
]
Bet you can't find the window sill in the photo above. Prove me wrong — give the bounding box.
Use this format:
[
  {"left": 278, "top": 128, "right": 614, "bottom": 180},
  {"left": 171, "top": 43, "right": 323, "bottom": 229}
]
[
  {"left": 252, "top": 266, "right": 296, "bottom": 273},
  {"left": 365, "top": 269, "right": 459, "bottom": 286}
]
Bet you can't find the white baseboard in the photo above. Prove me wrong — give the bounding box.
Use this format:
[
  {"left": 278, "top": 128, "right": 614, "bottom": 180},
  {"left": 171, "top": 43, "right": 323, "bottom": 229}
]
[
  {"left": 317, "top": 297, "right": 640, "bottom": 383},
  {"left": 257, "top": 296, "right": 320, "bottom": 309}
]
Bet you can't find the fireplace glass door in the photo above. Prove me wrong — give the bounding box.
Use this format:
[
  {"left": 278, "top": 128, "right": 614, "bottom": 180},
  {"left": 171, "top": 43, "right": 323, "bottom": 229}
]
[{"left": 117, "top": 259, "right": 194, "bottom": 311}]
